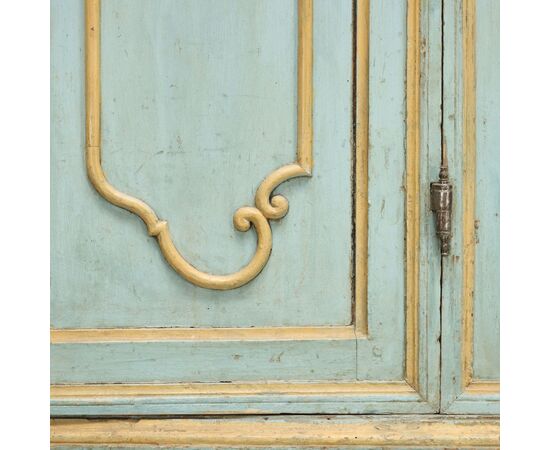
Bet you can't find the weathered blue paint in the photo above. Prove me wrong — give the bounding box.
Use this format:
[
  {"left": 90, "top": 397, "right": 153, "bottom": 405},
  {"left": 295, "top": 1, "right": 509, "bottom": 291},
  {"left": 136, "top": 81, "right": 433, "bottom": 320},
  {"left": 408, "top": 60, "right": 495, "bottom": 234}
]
[
  {"left": 472, "top": 0, "right": 500, "bottom": 382},
  {"left": 52, "top": 339, "right": 357, "bottom": 384},
  {"left": 51, "top": 0, "right": 447, "bottom": 416},
  {"left": 417, "top": 0, "right": 443, "bottom": 409},
  {"left": 51, "top": 395, "right": 434, "bottom": 416},
  {"left": 361, "top": 0, "right": 408, "bottom": 381},
  {"left": 441, "top": 0, "right": 500, "bottom": 414},
  {"left": 51, "top": 0, "right": 352, "bottom": 329}
]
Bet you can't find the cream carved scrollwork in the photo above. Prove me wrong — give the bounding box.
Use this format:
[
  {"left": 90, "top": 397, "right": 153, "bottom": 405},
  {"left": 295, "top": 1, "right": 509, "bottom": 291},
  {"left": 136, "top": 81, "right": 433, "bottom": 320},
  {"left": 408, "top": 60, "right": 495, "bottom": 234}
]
[{"left": 85, "top": 0, "right": 313, "bottom": 290}]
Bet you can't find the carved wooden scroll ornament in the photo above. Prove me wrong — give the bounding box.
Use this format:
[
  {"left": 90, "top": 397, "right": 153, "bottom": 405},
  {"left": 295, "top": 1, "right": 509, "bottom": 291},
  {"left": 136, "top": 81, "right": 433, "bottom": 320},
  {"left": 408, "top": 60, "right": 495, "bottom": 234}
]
[{"left": 85, "top": 0, "right": 313, "bottom": 290}]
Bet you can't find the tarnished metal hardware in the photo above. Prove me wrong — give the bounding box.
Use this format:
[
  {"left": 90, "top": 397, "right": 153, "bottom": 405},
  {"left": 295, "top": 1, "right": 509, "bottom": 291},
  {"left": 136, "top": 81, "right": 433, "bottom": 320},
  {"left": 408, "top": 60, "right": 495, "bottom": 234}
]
[{"left": 430, "top": 164, "right": 453, "bottom": 256}]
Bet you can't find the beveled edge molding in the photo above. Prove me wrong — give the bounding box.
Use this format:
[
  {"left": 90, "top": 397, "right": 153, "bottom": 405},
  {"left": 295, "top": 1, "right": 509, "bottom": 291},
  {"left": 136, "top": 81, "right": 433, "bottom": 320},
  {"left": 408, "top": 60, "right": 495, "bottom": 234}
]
[
  {"left": 51, "top": 380, "right": 415, "bottom": 399},
  {"left": 354, "top": 0, "right": 423, "bottom": 389},
  {"left": 461, "top": 0, "right": 499, "bottom": 398},
  {"left": 50, "top": 416, "right": 499, "bottom": 447},
  {"left": 85, "top": 0, "right": 312, "bottom": 290},
  {"left": 50, "top": 325, "right": 355, "bottom": 343},
  {"left": 354, "top": 0, "right": 369, "bottom": 337},
  {"left": 405, "top": 0, "right": 421, "bottom": 391}
]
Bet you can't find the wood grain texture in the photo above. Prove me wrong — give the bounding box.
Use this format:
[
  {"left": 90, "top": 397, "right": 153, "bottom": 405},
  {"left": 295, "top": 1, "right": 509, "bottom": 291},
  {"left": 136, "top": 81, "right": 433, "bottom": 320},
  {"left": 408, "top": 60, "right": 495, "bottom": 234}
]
[
  {"left": 51, "top": 416, "right": 499, "bottom": 447},
  {"left": 52, "top": 447, "right": 500, "bottom": 450}
]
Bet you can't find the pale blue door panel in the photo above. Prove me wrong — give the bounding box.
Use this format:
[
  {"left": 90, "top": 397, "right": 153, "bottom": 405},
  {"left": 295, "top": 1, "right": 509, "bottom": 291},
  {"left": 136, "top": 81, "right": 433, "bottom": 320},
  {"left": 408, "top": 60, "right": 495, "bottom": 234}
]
[
  {"left": 51, "top": 0, "right": 352, "bottom": 329},
  {"left": 441, "top": 0, "right": 500, "bottom": 414},
  {"left": 51, "top": 0, "right": 442, "bottom": 416},
  {"left": 472, "top": 0, "right": 500, "bottom": 382}
]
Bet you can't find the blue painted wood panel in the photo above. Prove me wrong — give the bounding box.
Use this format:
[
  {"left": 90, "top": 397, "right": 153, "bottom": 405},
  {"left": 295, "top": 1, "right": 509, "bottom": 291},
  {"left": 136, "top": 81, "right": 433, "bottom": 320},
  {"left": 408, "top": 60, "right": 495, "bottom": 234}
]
[
  {"left": 52, "top": 339, "right": 356, "bottom": 384},
  {"left": 51, "top": 0, "right": 353, "bottom": 329},
  {"left": 362, "top": 0, "right": 407, "bottom": 381},
  {"left": 441, "top": 0, "right": 500, "bottom": 414},
  {"left": 472, "top": 0, "right": 499, "bottom": 381},
  {"left": 51, "top": 0, "right": 443, "bottom": 415}
]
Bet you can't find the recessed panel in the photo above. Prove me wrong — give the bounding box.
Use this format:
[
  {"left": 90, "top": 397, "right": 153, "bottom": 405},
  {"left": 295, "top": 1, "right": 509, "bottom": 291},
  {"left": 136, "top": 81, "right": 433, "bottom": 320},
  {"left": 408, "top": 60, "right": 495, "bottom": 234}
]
[
  {"left": 473, "top": 0, "right": 499, "bottom": 381},
  {"left": 51, "top": 0, "right": 353, "bottom": 328}
]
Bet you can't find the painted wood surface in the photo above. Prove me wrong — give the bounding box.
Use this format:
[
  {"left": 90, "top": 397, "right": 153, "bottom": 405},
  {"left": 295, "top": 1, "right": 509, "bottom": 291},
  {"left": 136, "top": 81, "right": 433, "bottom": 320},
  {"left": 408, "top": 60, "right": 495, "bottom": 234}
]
[
  {"left": 416, "top": 0, "right": 443, "bottom": 409},
  {"left": 54, "top": 447, "right": 498, "bottom": 450},
  {"left": 51, "top": 0, "right": 442, "bottom": 415},
  {"left": 52, "top": 0, "right": 352, "bottom": 329},
  {"left": 363, "top": 0, "right": 407, "bottom": 381},
  {"left": 52, "top": 339, "right": 357, "bottom": 384},
  {"left": 50, "top": 415, "right": 499, "bottom": 448},
  {"left": 441, "top": 0, "right": 500, "bottom": 414},
  {"left": 53, "top": 448, "right": 497, "bottom": 450},
  {"left": 472, "top": 0, "right": 499, "bottom": 381}
]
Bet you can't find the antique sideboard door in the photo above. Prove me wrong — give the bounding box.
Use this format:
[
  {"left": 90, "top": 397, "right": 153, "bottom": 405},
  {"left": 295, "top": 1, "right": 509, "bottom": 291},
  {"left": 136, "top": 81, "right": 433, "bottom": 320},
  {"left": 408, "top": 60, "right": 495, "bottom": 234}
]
[{"left": 51, "top": 0, "right": 499, "bottom": 446}]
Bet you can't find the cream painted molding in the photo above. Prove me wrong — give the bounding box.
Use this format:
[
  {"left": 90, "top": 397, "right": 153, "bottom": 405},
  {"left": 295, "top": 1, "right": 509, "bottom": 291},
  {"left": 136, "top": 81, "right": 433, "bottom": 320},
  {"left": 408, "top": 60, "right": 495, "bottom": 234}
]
[
  {"left": 85, "top": 0, "right": 313, "bottom": 290},
  {"left": 51, "top": 416, "right": 499, "bottom": 447}
]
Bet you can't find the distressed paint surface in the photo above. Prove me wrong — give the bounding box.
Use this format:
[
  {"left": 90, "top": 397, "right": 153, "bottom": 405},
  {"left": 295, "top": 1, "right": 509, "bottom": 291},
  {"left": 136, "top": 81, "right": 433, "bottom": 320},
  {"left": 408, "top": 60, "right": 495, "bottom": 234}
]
[
  {"left": 53, "top": 448, "right": 473, "bottom": 450},
  {"left": 53, "top": 448, "right": 495, "bottom": 450},
  {"left": 51, "top": 395, "right": 434, "bottom": 416},
  {"left": 50, "top": 416, "right": 499, "bottom": 448},
  {"left": 361, "top": 0, "right": 407, "bottom": 381},
  {"left": 441, "top": 0, "right": 500, "bottom": 414},
  {"left": 417, "top": 0, "right": 443, "bottom": 408},
  {"left": 53, "top": 447, "right": 494, "bottom": 450},
  {"left": 51, "top": 0, "right": 353, "bottom": 328},
  {"left": 472, "top": 0, "right": 499, "bottom": 381},
  {"left": 51, "top": 339, "right": 356, "bottom": 384},
  {"left": 51, "top": 0, "right": 442, "bottom": 415}
]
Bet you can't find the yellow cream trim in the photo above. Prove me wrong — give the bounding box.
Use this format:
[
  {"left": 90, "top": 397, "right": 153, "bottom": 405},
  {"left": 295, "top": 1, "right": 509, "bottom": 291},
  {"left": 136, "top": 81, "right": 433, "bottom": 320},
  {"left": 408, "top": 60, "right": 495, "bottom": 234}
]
[
  {"left": 461, "top": 0, "right": 476, "bottom": 390},
  {"left": 405, "top": 0, "right": 421, "bottom": 391},
  {"left": 51, "top": 416, "right": 499, "bottom": 447},
  {"left": 51, "top": 325, "right": 355, "bottom": 344},
  {"left": 464, "top": 380, "right": 500, "bottom": 395},
  {"left": 354, "top": 0, "right": 369, "bottom": 337},
  {"left": 85, "top": 0, "right": 313, "bottom": 290},
  {"left": 51, "top": 380, "right": 414, "bottom": 398}
]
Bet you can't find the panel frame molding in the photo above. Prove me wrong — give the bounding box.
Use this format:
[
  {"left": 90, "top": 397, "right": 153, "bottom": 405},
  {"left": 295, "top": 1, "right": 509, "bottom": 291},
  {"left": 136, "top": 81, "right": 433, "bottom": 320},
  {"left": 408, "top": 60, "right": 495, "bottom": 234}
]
[
  {"left": 50, "top": 416, "right": 499, "bottom": 448},
  {"left": 51, "top": 0, "right": 442, "bottom": 415},
  {"left": 85, "top": 0, "right": 313, "bottom": 291},
  {"left": 441, "top": 0, "right": 500, "bottom": 414}
]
